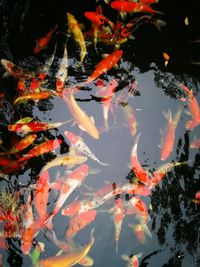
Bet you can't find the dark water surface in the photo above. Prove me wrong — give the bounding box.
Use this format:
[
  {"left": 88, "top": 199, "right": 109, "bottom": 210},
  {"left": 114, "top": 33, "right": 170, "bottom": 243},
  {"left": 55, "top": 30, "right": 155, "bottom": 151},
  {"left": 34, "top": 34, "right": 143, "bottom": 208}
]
[{"left": 0, "top": 0, "right": 200, "bottom": 266}]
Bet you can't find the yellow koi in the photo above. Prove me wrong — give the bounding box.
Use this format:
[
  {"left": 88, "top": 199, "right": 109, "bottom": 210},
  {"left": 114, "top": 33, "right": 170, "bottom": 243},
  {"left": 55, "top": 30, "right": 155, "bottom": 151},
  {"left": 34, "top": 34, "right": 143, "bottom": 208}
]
[
  {"left": 38, "top": 229, "right": 94, "bottom": 267},
  {"left": 67, "top": 12, "right": 87, "bottom": 63}
]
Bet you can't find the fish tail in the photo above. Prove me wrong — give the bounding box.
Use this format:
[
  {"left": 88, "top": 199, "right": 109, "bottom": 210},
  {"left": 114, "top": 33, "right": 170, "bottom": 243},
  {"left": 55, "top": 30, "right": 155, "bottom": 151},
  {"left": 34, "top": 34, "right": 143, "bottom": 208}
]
[
  {"left": 162, "top": 109, "right": 172, "bottom": 122},
  {"left": 116, "top": 241, "right": 119, "bottom": 253},
  {"left": 173, "top": 108, "right": 182, "bottom": 127},
  {"left": 155, "top": 19, "right": 167, "bottom": 31},
  {"left": 131, "top": 132, "right": 141, "bottom": 156}
]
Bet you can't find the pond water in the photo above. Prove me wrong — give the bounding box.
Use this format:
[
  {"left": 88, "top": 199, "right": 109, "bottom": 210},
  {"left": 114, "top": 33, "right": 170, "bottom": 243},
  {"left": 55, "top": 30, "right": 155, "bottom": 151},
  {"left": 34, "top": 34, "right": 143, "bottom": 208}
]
[{"left": 0, "top": 0, "right": 200, "bottom": 266}]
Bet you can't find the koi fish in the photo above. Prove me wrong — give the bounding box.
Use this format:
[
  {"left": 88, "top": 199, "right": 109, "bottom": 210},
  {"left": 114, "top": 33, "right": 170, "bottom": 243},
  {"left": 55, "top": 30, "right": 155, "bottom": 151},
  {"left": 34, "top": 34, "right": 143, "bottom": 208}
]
[
  {"left": 62, "top": 194, "right": 109, "bottom": 217},
  {"left": 110, "top": 1, "right": 161, "bottom": 14},
  {"left": 160, "top": 108, "right": 182, "bottom": 161},
  {"left": 163, "top": 52, "right": 169, "bottom": 67},
  {"left": 130, "top": 134, "right": 151, "bottom": 186},
  {"left": 1, "top": 59, "right": 34, "bottom": 80},
  {"left": 122, "top": 104, "right": 137, "bottom": 137},
  {"left": 63, "top": 93, "right": 99, "bottom": 139},
  {"left": 67, "top": 12, "right": 87, "bottom": 63},
  {"left": 45, "top": 164, "right": 89, "bottom": 226},
  {"left": 56, "top": 45, "right": 68, "bottom": 96},
  {"left": 66, "top": 210, "right": 97, "bottom": 240},
  {"left": 8, "top": 118, "right": 68, "bottom": 135},
  {"left": 100, "top": 79, "right": 118, "bottom": 130},
  {"left": 13, "top": 90, "right": 55, "bottom": 105},
  {"left": 40, "top": 154, "right": 88, "bottom": 172},
  {"left": 17, "top": 138, "right": 62, "bottom": 163},
  {"left": 38, "top": 229, "right": 94, "bottom": 267},
  {"left": 34, "top": 170, "right": 50, "bottom": 222},
  {"left": 190, "top": 137, "right": 200, "bottom": 149},
  {"left": 177, "top": 83, "right": 200, "bottom": 130},
  {"left": 150, "top": 161, "right": 185, "bottom": 189},
  {"left": 113, "top": 198, "right": 124, "bottom": 252},
  {"left": 45, "top": 230, "right": 94, "bottom": 266},
  {"left": 130, "top": 196, "right": 148, "bottom": 222},
  {"left": 121, "top": 253, "right": 142, "bottom": 267},
  {"left": 129, "top": 223, "right": 152, "bottom": 244},
  {"left": 0, "top": 134, "right": 37, "bottom": 156},
  {"left": 64, "top": 130, "right": 109, "bottom": 166},
  {"left": 34, "top": 26, "right": 57, "bottom": 54},
  {"left": 84, "top": 49, "right": 123, "bottom": 83}
]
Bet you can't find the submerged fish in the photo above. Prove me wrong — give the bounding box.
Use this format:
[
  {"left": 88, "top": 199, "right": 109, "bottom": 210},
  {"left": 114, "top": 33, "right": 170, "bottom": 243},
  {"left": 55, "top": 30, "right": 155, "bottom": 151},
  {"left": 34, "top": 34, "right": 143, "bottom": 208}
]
[
  {"left": 84, "top": 50, "right": 123, "bottom": 84},
  {"left": 56, "top": 45, "right": 68, "bottom": 96},
  {"left": 67, "top": 12, "right": 87, "bottom": 63},
  {"left": 63, "top": 93, "right": 99, "bottom": 139},
  {"left": 65, "top": 130, "right": 109, "bottom": 166},
  {"left": 34, "top": 26, "right": 57, "bottom": 54},
  {"left": 113, "top": 198, "right": 125, "bottom": 252},
  {"left": 160, "top": 108, "right": 182, "bottom": 161},
  {"left": 38, "top": 229, "right": 95, "bottom": 267}
]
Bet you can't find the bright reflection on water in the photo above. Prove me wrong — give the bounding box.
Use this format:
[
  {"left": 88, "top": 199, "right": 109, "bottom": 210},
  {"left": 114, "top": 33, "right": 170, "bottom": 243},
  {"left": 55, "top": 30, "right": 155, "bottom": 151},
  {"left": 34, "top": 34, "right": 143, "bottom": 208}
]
[{"left": 0, "top": 1, "right": 200, "bottom": 267}]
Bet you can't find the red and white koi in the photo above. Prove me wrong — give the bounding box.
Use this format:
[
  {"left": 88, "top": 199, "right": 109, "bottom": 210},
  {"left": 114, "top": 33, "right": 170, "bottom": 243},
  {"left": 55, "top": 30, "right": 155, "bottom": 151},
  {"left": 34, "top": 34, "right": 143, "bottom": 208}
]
[
  {"left": 130, "top": 134, "right": 151, "bottom": 186},
  {"left": 121, "top": 253, "right": 142, "bottom": 267},
  {"left": 113, "top": 198, "right": 125, "bottom": 252},
  {"left": 45, "top": 164, "right": 89, "bottom": 226},
  {"left": 64, "top": 130, "right": 109, "bottom": 166},
  {"left": 160, "top": 108, "right": 182, "bottom": 161}
]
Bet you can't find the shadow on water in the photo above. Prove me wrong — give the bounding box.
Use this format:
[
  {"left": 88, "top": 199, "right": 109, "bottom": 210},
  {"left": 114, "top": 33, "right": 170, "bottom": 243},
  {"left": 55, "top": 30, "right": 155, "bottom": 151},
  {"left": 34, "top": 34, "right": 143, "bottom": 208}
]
[{"left": 0, "top": 0, "right": 200, "bottom": 266}]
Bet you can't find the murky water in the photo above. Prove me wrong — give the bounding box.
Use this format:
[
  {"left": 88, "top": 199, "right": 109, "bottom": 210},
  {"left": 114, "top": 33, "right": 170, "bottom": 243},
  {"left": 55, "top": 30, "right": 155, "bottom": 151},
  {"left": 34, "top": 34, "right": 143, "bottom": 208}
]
[{"left": 0, "top": 0, "right": 200, "bottom": 266}]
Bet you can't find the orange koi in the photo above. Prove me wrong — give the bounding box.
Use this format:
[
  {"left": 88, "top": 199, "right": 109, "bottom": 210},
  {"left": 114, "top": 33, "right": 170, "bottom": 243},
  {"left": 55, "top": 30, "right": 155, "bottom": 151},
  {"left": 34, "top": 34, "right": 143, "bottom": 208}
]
[
  {"left": 13, "top": 91, "right": 55, "bottom": 105},
  {"left": 150, "top": 161, "right": 185, "bottom": 189},
  {"left": 34, "top": 170, "right": 50, "bottom": 221},
  {"left": 177, "top": 83, "right": 200, "bottom": 129},
  {"left": 111, "top": 1, "right": 160, "bottom": 14},
  {"left": 130, "top": 134, "right": 151, "bottom": 186},
  {"left": 160, "top": 108, "right": 182, "bottom": 161},
  {"left": 17, "top": 138, "right": 62, "bottom": 163},
  {"left": 34, "top": 26, "right": 57, "bottom": 54},
  {"left": 113, "top": 198, "right": 124, "bottom": 252},
  {"left": 66, "top": 210, "right": 97, "bottom": 240},
  {"left": 38, "top": 229, "right": 94, "bottom": 267},
  {"left": 8, "top": 119, "right": 67, "bottom": 135},
  {"left": 0, "top": 134, "right": 37, "bottom": 156},
  {"left": 163, "top": 52, "right": 169, "bottom": 67},
  {"left": 85, "top": 49, "right": 123, "bottom": 84},
  {"left": 0, "top": 59, "right": 34, "bottom": 80},
  {"left": 63, "top": 93, "right": 99, "bottom": 139}
]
